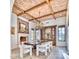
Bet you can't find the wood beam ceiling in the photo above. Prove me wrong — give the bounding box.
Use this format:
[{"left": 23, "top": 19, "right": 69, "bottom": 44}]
[
  {"left": 13, "top": 3, "right": 67, "bottom": 21},
  {"left": 25, "top": 13, "right": 36, "bottom": 19},
  {"left": 13, "top": 4, "right": 24, "bottom": 12},
  {"left": 12, "top": 4, "right": 24, "bottom": 15},
  {"left": 13, "top": 0, "right": 67, "bottom": 21},
  {"left": 17, "top": 1, "right": 47, "bottom": 16},
  {"left": 45, "top": 0, "right": 56, "bottom": 19},
  {"left": 29, "top": 9, "right": 67, "bottom": 20},
  {"left": 35, "top": 13, "right": 52, "bottom": 20},
  {"left": 54, "top": 9, "right": 67, "bottom": 14},
  {"left": 25, "top": 13, "right": 40, "bottom": 22},
  {"left": 13, "top": 4, "right": 34, "bottom": 19},
  {"left": 13, "top": 4, "right": 40, "bottom": 22}
]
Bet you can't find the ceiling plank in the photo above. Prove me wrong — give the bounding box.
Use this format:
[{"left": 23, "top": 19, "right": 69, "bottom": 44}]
[
  {"left": 13, "top": 4, "right": 25, "bottom": 15},
  {"left": 17, "top": 1, "right": 47, "bottom": 16},
  {"left": 29, "top": 9, "right": 67, "bottom": 20},
  {"left": 45, "top": 0, "right": 56, "bottom": 19},
  {"left": 25, "top": 13, "right": 36, "bottom": 19},
  {"left": 54, "top": 9, "right": 67, "bottom": 14},
  {"left": 13, "top": 4, "right": 24, "bottom": 12},
  {"left": 13, "top": 5, "right": 40, "bottom": 22},
  {"left": 35, "top": 13, "right": 52, "bottom": 19},
  {"left": 13, "top": 4, "right": 39, "bottom": 20},
  {"left": 25, "top": 13, "right": 40, "bottom": 22}
]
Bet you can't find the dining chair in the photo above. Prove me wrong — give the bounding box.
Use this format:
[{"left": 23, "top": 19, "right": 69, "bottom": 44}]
[
  {"left": 44, "top": 41, "right": 52, "bottom": 52},
  {"left": 36, "top": 43, "right": 48, "bottom": 56},
  {"left": 19, "top": 42, "right": 33, "bottom": 58}
]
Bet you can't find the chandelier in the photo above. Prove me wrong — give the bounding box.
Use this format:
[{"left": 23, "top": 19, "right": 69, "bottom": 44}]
[
  {"left": 35, "top": 21, "right": 43, "bottom": 29},
  {"left": 35, "top": 10, "right": 44, "bottom": 29}
]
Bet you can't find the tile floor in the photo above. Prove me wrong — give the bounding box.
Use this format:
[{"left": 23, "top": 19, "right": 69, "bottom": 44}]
[{"left": 11, "top": 47, "right": 68, "bottom": 59}]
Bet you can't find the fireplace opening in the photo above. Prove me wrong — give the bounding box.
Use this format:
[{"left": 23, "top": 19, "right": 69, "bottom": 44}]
[{"left": 20, "top": 36, "right": 26, "bottom": 43}]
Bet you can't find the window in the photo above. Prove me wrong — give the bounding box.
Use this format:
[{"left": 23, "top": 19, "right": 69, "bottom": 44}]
[{"left": 58, "top": 25, "right": 65, "bottom": 41}]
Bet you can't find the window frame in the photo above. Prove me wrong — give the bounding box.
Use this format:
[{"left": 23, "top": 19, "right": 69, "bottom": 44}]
[{"left": 58, "top": 25, "right": 66, "bottom": 42}]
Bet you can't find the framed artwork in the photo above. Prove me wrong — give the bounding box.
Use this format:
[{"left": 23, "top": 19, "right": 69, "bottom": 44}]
[
  {"left": 11, "top": 27, "right": 15, "bottom": 35},
  {"left": 18, "top": 18, "right": 29, "bottom": 33}
]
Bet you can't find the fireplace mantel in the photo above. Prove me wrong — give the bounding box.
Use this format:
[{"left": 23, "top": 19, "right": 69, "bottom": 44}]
[{"left": 18, "top": 33, "right": 29, "bottom": 44}]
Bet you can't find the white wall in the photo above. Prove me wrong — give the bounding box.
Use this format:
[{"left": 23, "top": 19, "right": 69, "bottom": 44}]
[
  {"left": 10, "top": 0, "right": 15, "bottom": 12},
  {"left": 41, "top": 17, "right": 67, "bottom": 46},
  {"left": 11, "top": 14, "right": 37, "bottom": 49},
  {"left": 42, "top": 17, "right": 66, "bottom": 26},
  {"left": 66, "top": 9, "right": 69, "bottom": 50},
  {"left": 11, "top": 13, "right": 18, "bottom": 49},
  {"left": 10, "top": 0, "right": 17, "bottom": 49}
]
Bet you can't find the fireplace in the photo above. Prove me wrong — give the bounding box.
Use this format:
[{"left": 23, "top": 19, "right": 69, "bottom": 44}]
[
  {"left": 18, "top": 33, "right": 28, "bottom": 44},
  {"left": 20, "top": 36, "right": 26, "bottom": 43}
]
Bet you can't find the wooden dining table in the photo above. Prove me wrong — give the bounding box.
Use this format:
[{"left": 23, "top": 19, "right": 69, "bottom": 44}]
[
  {"left": 23, "top": 41, "right": 51, "bottom": 49},
  {"left": 24, "top": 43, "right": 40, "bottom": 49}
]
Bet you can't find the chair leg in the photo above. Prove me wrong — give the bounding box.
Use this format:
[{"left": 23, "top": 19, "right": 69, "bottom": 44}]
[
  {"left": 30, "top": 49, "right": 32, "bottom": 56},
  {"left": 20, "top": 48, "right": 23, "bottom": 58},
  {"left": 45, "top": 50, "right": 47, "bottom": 56},
  {"left": 36, "top": 50, "right": 39, "bottom": 56},
  {"left": 20, "top": 54, "right": 23, "bottom": 58},
  {"left": 49, "top": 48, "right": 50, "bottom": 52}
]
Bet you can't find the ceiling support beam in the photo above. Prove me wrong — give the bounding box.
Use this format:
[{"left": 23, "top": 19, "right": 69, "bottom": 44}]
[
  {"left": 35, "top": 13, "right": 52, "bottom": 20},
  {"left": 13, "top": 4, "right": 40, "bottom": 22},
  {"left": 13, "top": 4, "right": 24, "bottom": 12},
  {"left": 25, "top": 13, "right": 36, "bottom": 19},
  {"left": 13, "top": 0, "right": 67, "bottom": 22},
  {"left": 17, "top": 1, "right": 47, "bottom": 16},
  {"left": 25, "top": 13, "right": 40, "bottom": 22},
  {"left": 54, "top": 9, "right": 67, "bottom": 14},
  {"left": 29, "top": 9, "right": 67, "bottom": 20},
  {"left": 45, "top": 0, "right": 56, "bottom": 19}
]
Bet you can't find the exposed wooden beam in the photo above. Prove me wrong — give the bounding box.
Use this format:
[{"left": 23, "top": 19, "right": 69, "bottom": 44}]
[
  {"left": 29, "top": 13, "right": 51, "bottom": 20},
  {"left": 13, "top": 4, "right": 24, "bottom": 12},
  {"left": 29, "top": 18, "right": 40, "bottom": 22},
  {"left": 45, "top": 0, "right": 56, "bottom": 19},
  {"left": 17, "top": 1, "right": 47, "bottom": 16},
  {"left": 54, "top": 9, "right": 67, "bottom": 14},
  {"left": 13, "top": 4, "right": 25, "bottom": 15},
  {"left": 12, "top": 4, "right": 24, "bottom": 15},
  {"left": 45, "top": 0, "right": 54, "bottom": 14},
  {"left": 13, "top": 5, "right": 40, "bottom": 22},
  {"left": 13, "top": 5, "right": 40, "bottom": 21},
  {"left": 25, "top": 13, "right": 36, "bottom": 19},
  {"left": 24, "top": 1, "right": 46, "bottom": 12},
  {"left": 25, "top": 13, "right": 40, "bottom": 22},
  {"left": 29, "top": 9, "right": 67, "bottom": 20},
  {"left": 36, "top": 13, "right": 52, "bottom": 19}
]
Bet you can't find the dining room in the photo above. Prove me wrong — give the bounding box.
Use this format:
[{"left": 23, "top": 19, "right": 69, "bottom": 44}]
[{"left": 11, "top": 0, "right": 69, "bottom": 59}]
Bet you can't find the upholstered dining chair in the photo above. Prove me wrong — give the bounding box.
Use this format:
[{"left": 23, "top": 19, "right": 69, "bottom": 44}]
[
  {"left": 47, "top": 41, "right": 53, "bottom": 50},
  {"left": 45, "top": 42, "right": 51, "bottom": 52},
  {"left": 19, "top": 42, "right": 33, "bottom": 58},
  {"left": 36, "top": 43, "right": 48, "bottom": 56}
]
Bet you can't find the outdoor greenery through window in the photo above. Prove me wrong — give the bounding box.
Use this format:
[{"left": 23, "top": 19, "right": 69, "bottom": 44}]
[{"left": 58, "top": 25, "right": 65, "bottom": 41}]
